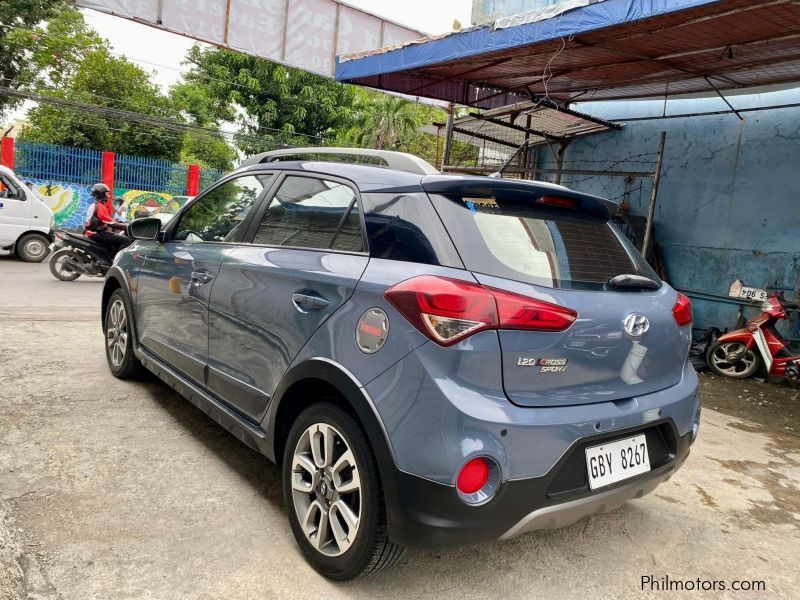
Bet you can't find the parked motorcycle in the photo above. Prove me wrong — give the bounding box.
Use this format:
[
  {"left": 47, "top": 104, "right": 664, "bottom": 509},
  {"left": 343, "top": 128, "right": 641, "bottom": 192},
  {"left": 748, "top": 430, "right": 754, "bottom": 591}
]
[
  {"left": 706, "top": 292, "right": 800, "bottom": 383},
  {"left": 48, "top": 228, "right": 116, "bottom": 281}
]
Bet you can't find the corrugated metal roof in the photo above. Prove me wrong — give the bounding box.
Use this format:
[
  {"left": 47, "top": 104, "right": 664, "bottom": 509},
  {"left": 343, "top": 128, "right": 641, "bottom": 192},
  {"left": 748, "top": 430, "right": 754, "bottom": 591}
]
[
  {"left": 445, "top": 101, "right": 618, "bottom": 149},
  {"left": 336, "top": 0, "right": 800, "bottom": 108}
]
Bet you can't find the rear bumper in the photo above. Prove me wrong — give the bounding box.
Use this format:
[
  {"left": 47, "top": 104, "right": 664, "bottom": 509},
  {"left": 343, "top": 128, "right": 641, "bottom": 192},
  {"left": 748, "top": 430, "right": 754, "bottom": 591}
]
[{"left": 385, "top": 426, "right": 692, "bottom": 549}]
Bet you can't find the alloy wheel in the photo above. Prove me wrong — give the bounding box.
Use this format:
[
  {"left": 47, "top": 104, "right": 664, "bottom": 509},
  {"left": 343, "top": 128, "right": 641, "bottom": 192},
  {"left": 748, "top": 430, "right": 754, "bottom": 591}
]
[
  {"left": 709, "top": 342, "right": 757, "bottom": 376},
  {"left": 290, "top": 423, "right": 362, "bottom": 557},
  {"left": 106, "top": 298, "right": 128, "bottom": 367}
]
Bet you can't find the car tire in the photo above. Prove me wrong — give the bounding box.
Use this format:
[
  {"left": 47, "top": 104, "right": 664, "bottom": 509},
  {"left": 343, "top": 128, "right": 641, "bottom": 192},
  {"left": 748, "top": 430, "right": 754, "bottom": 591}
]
[
  {"left": 706, "top": 341, "right": 760, "bottom": 379},
  {"left": 104, "top": 289, "right": 144, "bottom": 379},
  {"left": 16, "top": 233, "right": 50, "bottom": 263},
  {"left": 282, "top": 402, "right": 403, "bottom": 580}
]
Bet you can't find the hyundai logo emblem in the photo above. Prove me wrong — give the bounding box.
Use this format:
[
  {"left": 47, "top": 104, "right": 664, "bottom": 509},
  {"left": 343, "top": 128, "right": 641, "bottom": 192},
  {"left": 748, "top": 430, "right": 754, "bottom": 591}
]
[{"left": 623, "top": 313, "right": 650, "bottom": 338}]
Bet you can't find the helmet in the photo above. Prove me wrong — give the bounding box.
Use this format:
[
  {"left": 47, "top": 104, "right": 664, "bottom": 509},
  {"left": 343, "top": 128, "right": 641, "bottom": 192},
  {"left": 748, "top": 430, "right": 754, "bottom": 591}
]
[{"left": 91, "top": 183, "right": 110, "bottom": 199}]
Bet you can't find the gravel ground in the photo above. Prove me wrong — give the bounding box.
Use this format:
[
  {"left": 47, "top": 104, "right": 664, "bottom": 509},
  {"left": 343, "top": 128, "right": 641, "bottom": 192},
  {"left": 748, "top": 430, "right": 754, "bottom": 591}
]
[{"left": 1, "top": 257, "right": 799, "bottom": 599}]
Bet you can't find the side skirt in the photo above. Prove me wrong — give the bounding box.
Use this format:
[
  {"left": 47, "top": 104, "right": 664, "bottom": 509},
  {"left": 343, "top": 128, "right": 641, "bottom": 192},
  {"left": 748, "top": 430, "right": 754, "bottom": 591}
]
[{"left": 135, "top": 346, "right": 276, "bottom": 462}]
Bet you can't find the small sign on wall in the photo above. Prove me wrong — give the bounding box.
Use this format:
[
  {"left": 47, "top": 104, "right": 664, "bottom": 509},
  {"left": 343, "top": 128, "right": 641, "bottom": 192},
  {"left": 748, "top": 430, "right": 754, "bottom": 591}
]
[{"left": 729, "top": 279, "right": 768, "bottom": 302}]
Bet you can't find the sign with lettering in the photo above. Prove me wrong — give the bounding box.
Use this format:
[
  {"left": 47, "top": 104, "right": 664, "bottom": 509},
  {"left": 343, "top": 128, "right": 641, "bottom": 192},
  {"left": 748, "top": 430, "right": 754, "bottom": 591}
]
[{"left": 78, "top": 0, "right": 423, "bottom": 77}]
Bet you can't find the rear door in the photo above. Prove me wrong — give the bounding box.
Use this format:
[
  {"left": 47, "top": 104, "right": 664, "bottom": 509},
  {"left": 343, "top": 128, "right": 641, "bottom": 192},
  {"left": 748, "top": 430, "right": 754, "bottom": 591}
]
[
  {"left": 207, "top": 173, "right": 368, "bottom": 422},
  {"left": 428, "top": 186, "right": 691, "bottom": 407}
]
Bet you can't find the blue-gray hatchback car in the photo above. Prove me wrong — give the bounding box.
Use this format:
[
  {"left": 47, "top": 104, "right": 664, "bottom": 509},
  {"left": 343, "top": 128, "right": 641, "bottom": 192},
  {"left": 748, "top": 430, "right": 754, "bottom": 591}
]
[{"left": 102, "top": 148, "right": 700, "bottom": 580}]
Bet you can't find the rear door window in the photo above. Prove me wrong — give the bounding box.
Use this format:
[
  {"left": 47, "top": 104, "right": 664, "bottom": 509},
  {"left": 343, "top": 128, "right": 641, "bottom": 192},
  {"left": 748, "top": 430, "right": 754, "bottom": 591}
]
[
  {"left": 250, "top": 175, "right": 364, "bottom": 252},
  {"left": 430, "top": 193, "right": 659, "bottom": 290}
]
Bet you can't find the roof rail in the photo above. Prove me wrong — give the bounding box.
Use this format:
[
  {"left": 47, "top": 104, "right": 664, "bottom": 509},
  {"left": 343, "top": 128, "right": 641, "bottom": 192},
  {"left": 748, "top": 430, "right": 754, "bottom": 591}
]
[{"left": 239, "top": 147, "right": 439, "bottom": 176}]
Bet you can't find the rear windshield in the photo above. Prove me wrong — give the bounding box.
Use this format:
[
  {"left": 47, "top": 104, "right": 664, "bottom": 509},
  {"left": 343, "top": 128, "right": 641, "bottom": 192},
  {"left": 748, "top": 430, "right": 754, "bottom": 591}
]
[{"left": 430, "top": 193, "right": 660, "bottom": 291}]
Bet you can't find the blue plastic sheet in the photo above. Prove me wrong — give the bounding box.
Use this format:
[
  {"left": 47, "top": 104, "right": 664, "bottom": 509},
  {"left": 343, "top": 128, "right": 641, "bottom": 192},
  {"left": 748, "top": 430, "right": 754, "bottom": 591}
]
[{"left": 335, "top": 0, "right": 723, "bottom": 82}]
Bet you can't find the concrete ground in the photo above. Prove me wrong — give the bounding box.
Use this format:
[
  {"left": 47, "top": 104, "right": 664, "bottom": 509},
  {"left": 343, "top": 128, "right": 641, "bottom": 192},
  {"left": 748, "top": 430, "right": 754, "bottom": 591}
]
[{"left": 1, "top": 255, "right": 798, "bottom": 599}]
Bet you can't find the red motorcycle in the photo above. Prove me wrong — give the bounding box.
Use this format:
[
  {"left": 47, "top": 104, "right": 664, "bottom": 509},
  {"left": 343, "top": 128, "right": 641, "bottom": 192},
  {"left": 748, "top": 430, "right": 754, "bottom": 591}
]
[{"left": 706, "top": 292, "right": 800, "bottom": 382}]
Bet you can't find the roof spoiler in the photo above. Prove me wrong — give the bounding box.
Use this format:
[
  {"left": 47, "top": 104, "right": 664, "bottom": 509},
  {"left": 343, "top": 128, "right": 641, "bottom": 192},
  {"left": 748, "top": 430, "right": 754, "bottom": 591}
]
[
  {"left": 420, "top": 175, "right": 618, "bottom": 217},
  {"left": 239, "top": 147, "right": 439, "bottom": 176}
]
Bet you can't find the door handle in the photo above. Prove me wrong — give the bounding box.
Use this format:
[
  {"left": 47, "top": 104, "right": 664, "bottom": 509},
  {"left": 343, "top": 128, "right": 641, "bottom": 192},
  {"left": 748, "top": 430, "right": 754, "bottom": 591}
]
[
  {"left": 191, "top": 270, "right": 214, "bottom": 286},
  {"left": 292, "top": 293, "right": 330, "bottom": 312}
]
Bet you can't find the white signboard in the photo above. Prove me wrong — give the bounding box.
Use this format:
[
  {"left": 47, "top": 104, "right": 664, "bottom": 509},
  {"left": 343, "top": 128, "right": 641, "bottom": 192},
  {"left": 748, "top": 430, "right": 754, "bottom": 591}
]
[
  {"left": 729, "top": 279, "right": 768, "bottom": 303},
  {"left": 77, "top": 0, "right": 423, "bottom": 77}
]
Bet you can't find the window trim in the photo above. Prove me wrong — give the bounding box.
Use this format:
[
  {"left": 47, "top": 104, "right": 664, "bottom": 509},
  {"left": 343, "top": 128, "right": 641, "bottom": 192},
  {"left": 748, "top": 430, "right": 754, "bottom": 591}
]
[
  {"left": 164, "top": 170, "right": 277, "bottom": 244},
  {"left": 0, "top": 175, "right": 25, "bottom": 201},
  {"left": 240, "top": 171, "right": 369, "bottom": 256}
]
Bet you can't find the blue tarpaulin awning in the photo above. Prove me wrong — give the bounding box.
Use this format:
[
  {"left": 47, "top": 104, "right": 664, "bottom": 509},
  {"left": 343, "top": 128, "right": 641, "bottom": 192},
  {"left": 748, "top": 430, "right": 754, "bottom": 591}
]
[{"left": 335, "top": 0, "right": 800, "bottom": 108}]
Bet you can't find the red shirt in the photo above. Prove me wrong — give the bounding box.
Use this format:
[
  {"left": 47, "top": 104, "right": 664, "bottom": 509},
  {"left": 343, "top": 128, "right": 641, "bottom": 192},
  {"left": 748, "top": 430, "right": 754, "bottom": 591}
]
[{"left": 86, "top": 200, "right": 114, "bottom": 235}]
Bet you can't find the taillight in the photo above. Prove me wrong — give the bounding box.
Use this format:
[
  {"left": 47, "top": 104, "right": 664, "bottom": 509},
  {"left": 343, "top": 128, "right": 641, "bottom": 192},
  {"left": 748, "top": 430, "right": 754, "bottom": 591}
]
[
  {"left": 536, "top": 195, "right": 578, "bottom": 209},
  {"left": 489, "top": 286, "right": 578, "bottom": 332},
  {"left": 673, "top": 292, "right": 693, "bottom": 326},
  {"left": 384, "top": 275, "right": 577, "bottom": 346}
]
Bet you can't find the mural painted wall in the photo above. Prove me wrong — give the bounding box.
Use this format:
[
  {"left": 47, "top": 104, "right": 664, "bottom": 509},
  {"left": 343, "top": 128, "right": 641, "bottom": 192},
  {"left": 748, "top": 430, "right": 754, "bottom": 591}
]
[
  {"left": 117, "top": 189, "right": 184, "bottom": 221},
  {"left": 25, "top": 180, "right": 91, "bottom": 230},
  {"left": 23, "top": 178, "right": 185, "bottom": 228}
]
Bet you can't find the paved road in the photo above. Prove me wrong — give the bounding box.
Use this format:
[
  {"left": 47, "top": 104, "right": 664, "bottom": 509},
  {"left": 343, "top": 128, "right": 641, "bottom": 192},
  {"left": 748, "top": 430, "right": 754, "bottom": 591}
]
[{"left": 1, "top": 256, "right": 798, "bottom": 599}]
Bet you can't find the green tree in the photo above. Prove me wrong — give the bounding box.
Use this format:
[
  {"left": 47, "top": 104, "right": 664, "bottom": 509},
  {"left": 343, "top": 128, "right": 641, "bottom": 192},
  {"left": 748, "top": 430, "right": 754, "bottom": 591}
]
[
  {"left": 179, "top": 131, "right": 236, "bottom": 172},
  {"left": 181, "top": 45, "right": 360, "bottom": 154},
  {"left": 0, "top": 0, "right": 67, "bottom": 117},
  {"left": 170, "top": 81, "right": 236, "bottom": 171},
  {"left": 21, "top": 47, "right": 185, "bottom": 161},
  {"left": 343, "top": 92, "right": 424, "bottom": 150}
]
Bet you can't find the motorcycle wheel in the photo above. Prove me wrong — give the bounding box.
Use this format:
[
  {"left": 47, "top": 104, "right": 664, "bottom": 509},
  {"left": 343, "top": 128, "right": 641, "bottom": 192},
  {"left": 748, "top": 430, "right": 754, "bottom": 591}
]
[
  {"left": 49, "top": 249, "right": 82, "bottom": 281},
  {"left": 706, "top": 341, "right": 760, "bottom": 379}
]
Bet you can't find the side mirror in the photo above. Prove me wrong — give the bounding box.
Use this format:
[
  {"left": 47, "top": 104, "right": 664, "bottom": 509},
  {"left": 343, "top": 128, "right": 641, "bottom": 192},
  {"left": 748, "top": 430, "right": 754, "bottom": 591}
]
[{"left": 128, "top": 217, "right": 162, "bottom": 241}]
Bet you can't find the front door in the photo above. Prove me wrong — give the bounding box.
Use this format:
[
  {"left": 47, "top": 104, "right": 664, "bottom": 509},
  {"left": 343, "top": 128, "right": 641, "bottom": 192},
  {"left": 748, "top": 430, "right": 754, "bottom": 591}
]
[
  {"left": 0, "top": 173, "right": 31, "bottom": 245},
  {"left": 135, "top": 173, "right": 271, "bottom": 385},
  {"left": 207, "top": 174, "right": 368, "bottom": 422}
]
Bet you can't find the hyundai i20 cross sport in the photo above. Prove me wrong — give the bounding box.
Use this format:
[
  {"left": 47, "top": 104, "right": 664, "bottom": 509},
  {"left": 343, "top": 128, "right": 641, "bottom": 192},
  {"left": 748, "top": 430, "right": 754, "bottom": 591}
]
[{"left": 102, "top": 148, "right": 700, "bottom": 580}]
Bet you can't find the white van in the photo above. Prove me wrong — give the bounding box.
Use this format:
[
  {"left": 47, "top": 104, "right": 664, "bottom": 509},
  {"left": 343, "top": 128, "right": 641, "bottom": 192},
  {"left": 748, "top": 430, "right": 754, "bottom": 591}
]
[{"left": 0, "top": 165, "right": 54, "bottom": 262}]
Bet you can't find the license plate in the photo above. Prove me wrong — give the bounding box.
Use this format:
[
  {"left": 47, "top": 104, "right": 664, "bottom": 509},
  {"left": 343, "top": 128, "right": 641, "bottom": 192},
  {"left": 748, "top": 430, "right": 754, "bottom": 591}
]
[{"left": 585, "top": 434, "right": 650, "bottom": 490}]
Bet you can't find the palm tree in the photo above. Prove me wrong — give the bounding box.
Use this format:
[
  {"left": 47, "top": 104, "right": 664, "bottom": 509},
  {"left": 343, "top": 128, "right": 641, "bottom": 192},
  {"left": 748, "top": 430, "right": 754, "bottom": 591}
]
[{"left": 346, "top": 93, "right": 423, "bottom": 150}]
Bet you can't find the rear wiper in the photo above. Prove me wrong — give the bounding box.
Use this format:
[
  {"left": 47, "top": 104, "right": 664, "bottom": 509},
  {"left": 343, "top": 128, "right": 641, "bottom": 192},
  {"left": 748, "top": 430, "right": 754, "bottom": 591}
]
[{"left": 607, "top": 274, "right": 660, "bottom": 290}]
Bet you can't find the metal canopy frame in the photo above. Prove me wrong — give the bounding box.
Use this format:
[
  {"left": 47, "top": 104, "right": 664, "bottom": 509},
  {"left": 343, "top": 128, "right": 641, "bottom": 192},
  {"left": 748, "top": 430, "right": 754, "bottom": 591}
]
[
  {"left": 436, "top": 101, "right": 620, "bottom": 156},
  {"left": 336, "top": 0, "right": 800, "bottom": 109}
]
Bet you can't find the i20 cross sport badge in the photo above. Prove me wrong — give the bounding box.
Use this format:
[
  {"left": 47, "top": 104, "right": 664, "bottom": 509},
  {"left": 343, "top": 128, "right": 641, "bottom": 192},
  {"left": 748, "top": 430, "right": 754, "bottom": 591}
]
[
  {"left": 623, "top": 313, "right": 650, "bottom": 339},
  {"left": 517, "top": 357, "right": 569, "bottom": 373}
]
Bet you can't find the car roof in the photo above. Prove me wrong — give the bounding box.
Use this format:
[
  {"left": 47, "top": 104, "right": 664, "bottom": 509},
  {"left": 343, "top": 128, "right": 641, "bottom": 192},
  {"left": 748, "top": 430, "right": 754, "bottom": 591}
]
[
  {"left": 235, "top": 160, "right": 425, "bottom": 193},
  {"left": 233, "top": 160, "right": 617, "bottom": 216}
]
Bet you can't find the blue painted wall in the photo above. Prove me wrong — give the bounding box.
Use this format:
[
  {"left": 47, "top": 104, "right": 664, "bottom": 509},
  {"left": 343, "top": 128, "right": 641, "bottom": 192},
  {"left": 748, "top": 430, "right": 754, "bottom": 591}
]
[{"left": 540, "top": 89, "right": 800, "bottom": 334}]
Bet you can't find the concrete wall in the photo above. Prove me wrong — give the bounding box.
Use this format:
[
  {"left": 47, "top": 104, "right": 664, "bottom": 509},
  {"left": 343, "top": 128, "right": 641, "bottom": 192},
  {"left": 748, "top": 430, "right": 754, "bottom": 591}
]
[{"left": 547, "top": 89, "right": 800, "bottom": 334}]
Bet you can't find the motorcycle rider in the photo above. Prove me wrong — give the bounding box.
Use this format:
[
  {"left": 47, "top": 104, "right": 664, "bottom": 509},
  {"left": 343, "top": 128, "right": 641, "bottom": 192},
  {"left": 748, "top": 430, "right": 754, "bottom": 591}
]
[{"left": 85, "top": 183, "right": 129, "bottom": 260}]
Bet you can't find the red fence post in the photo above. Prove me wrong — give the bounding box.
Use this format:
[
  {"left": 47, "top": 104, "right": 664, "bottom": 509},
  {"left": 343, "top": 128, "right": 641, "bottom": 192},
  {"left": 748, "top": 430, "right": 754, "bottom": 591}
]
[
  {"left": 101, "top": 151, "right": 115, "bottom": 192},
  {"left": 0, "top": 137, "right": 14, "bottom": 169},
  {"left": 186, "top": 164, "right": 200, "bottom": 196}
]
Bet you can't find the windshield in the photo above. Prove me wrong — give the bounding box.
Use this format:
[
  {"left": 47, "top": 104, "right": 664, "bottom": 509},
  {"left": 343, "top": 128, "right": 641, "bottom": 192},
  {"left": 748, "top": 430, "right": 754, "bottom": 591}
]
[{"left": 430, "top": 193, "right": 660, "bottom": 291}]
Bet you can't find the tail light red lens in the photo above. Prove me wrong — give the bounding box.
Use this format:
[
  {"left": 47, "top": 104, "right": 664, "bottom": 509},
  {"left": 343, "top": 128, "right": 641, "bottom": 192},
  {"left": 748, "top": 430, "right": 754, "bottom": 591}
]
[
  {"left": 536, "top": 195, "right": 578, "bottom": 209},
  {"left": 673, "top": 292, "right": 693, "bottom": 326},
  {"left": 384, "top": 275, "right": 577, "bottom": 346},
  {"left": 489, "top": 286, "right": 578, "bottom": 332},
  {"left": 457, "top": 457, "right": 490, "bottom": 495}
]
